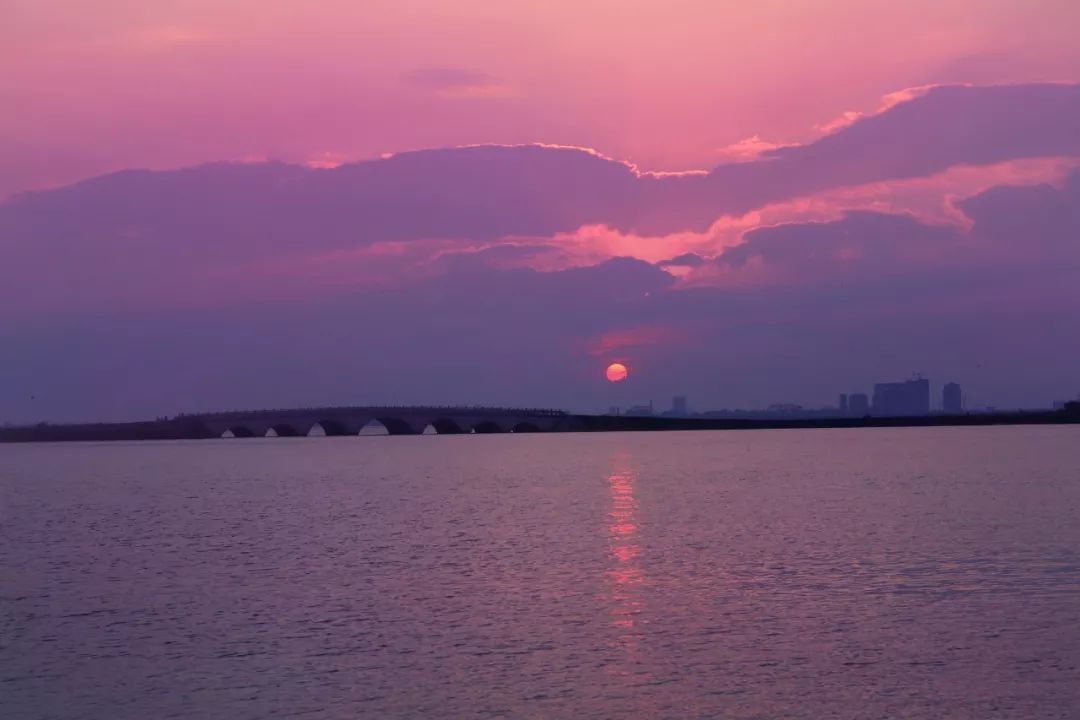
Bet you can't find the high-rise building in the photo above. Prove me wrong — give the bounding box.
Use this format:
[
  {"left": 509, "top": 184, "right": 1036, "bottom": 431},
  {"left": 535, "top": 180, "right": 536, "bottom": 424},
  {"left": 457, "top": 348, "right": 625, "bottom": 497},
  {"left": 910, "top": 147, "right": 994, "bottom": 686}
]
[
  {"left": 838, "top": 394, "right": 848, "bottom": 414},
  {"left": 849, "top": 393, "right": 870, "bottom": 415},
  {"left": 672, "top": 395, "right": 688, "bottom": 416},
  {"left": 872, "top": 378, "right": 930, "bottom": 416},
  {"left": 943, "top": 382, "right": 963, "bottom": 414}
]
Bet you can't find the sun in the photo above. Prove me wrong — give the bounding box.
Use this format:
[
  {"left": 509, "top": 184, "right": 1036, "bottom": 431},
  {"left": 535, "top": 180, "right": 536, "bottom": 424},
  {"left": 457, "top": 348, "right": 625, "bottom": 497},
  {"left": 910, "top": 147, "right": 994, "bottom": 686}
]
[{"left": 605, "top": 362, "right": 629, "bottom": 383}]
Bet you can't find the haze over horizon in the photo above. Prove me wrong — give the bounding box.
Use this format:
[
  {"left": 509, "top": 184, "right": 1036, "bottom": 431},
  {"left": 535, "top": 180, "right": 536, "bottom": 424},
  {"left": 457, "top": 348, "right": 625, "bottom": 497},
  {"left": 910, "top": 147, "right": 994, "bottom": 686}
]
[{"left": 3, "top": 1, "right": 1080, "bottom": 423}]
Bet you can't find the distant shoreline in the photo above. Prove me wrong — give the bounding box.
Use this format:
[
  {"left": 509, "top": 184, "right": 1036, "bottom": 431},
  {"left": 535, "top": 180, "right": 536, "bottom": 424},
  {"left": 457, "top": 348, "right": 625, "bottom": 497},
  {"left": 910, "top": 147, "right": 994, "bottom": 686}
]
[{"left": 2, "top": 407, "right": 1077, "bottom": 443}]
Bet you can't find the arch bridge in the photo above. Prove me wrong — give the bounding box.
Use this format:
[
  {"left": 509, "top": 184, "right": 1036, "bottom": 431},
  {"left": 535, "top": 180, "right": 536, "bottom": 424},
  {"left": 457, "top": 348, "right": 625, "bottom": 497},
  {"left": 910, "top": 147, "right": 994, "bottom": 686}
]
[{"left": 192, "top": 405, "right": 577, "bottom": 438}]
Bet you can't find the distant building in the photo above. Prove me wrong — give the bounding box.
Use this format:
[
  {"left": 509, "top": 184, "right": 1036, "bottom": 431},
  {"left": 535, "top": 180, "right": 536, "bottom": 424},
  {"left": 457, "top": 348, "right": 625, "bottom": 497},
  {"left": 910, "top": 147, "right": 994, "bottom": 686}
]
[
  {"left": 625, "top": 401, "right": 654, "bottom": 417},
  {"left": 873, "top": 378, "right": 930, "bottom": 416},
  {"left": 848, "top": 393, "right": 870, "bottom": 416},
  {"left": 838, "top": 394, "right": 848, "bottom": 414},
  {"left": 943, "top": 382, "right": 963, "bottom": 414},
  {"left": 671, "top": 395, "right": 688, "bottom": 416}
]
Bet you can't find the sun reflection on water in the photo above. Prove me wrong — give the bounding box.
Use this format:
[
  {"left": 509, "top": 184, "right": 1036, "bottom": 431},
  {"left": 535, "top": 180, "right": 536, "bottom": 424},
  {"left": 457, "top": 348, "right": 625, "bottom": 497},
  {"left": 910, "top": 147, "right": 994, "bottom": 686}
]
[{"left": 606, "top": 464, "right": 645, "bottom": 641}]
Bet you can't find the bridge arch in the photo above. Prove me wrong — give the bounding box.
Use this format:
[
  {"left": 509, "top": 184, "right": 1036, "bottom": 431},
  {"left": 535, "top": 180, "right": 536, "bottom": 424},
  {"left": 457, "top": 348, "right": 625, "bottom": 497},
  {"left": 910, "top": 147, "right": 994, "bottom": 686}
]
[
  {"left": 376, "top": 417, "right": 422, "bottom": 435},
  {"left": 268, "top": 423, "right": 304, "bottom": 437},
  {"left": 204, "top": 407, "right": 570, "bottom": 439},
  {"left": 312, "top": 419, "right": 358, "bottom": 437},
  {"left": 431, "top": 418, "right": 466, "bottom": 434},
  {"left": 358, "top": 419, "right": 389, "bottom": 435}
]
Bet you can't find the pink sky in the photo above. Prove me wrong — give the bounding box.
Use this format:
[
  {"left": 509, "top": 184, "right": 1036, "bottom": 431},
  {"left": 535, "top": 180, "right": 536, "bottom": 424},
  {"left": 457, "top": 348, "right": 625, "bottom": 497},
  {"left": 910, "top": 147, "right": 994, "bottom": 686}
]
[
  {"left": 3, "top": 2, "right": 1080, "bottom": 421},
  {"left": 4, "top": 0, "right": 1079, "bottom": 198}
]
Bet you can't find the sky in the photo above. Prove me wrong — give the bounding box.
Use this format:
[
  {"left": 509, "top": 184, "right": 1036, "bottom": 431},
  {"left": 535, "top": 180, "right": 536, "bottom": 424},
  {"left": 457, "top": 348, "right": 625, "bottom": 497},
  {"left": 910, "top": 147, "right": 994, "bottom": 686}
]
[{"left": 2, "top": 1, "right": 1080, "bottom": 422}]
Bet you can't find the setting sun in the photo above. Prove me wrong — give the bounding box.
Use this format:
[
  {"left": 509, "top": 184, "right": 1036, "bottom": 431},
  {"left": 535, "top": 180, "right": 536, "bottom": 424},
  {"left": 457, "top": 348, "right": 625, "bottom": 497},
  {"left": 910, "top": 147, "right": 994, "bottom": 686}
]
[{"left": 605, "top": 362, "right": 629, "bottom": 383}]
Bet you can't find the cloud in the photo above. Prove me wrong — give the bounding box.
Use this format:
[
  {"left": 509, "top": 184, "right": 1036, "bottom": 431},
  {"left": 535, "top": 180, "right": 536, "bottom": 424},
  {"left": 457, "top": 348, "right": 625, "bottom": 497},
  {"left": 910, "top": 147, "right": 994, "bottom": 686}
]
[
  {"left": 508, "top": 155, "right": 1080, "bottom": 279},
  {"left": 4, "top": 83, "right": 1080, "bottom": 421},
  {"left": 714, "top": 211, "right": 961, "bottom": 285},
  {"left": 878, "top": 84, "right": 937, "bottom": 110},
  {"left": 4, "top": 86, "right": 1080, "bottom": 317},
  {"left": 714, "top": 135, "right": 788, "bottom": 162},
  {"left": 304, "top": 151, "right": 348, "bottom": 169},
  {"left": 814, "top": 86, "right": 938, "bottom": 136},
  {"left": 3, "top": 172, "right": 1080, "bottom": 422},
  {"left": 5, "top": 83, "right": 1078, "bottom": 269},
  {"left": 815, "top": 111, "right": 863, "bottom": 135},
  {"left": 698, "top": 171, "right": 1080, "bottom": 296},
  {"left": 679, "top": 83, "right": 1080, "bottom": 233},
  {"left": 405, "top": 66, "right": 516, "bottom": 99},
  {"left": 658, "top": 253, "right": 706, "bottom": 268},
  {"left": 127, "top": 25, "right": 221, "bottom": 53},
  {"left": 586, "top": 325, "right": 687, "bottom": 357}
]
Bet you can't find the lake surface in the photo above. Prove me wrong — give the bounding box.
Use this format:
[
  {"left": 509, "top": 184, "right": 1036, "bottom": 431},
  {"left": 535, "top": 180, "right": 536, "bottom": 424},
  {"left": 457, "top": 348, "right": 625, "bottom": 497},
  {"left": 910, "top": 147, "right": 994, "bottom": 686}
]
[{"left": 2, "top": 426, "right": 1079, "bottom": 719}]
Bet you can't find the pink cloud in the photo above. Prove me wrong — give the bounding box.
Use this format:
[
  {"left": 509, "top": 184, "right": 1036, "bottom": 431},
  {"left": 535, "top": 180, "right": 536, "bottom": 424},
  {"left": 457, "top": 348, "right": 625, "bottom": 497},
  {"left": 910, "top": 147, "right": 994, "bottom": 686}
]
[
  {"left": 814, "top": 85, "right": 953, "bottom": 138},
  {"left": 304, "top": 152, "right": 348, "bottom": 169},
  {"left": 586, "top": 325, "right": 686, "bottom": 358},
  {"left": 815, "top": 111, "right": 864, "bottom": 135},
  {"left": 473, "top": 155, "right": 1080, "bottom": 282},
  {"left": 405, "top": 67, "right": 518, "bottom": 99},
  {"left": 714, "top": 135, "right": 788, "bottom": 162}
]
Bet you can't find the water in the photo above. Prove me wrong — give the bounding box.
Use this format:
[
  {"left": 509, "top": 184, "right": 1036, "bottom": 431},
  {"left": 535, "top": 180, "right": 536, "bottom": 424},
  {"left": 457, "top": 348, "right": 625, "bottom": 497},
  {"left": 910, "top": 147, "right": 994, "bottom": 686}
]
[{"left": 2, "top": 426, "right": 1079, "bottom": 719}]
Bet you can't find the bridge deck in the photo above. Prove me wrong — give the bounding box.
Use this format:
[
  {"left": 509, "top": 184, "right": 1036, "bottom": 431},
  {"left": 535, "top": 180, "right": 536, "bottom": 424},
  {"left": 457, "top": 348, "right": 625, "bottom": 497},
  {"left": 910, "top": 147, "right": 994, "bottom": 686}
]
[{"left": 1, "top": 407, "right": 1076, "bottom": 442}]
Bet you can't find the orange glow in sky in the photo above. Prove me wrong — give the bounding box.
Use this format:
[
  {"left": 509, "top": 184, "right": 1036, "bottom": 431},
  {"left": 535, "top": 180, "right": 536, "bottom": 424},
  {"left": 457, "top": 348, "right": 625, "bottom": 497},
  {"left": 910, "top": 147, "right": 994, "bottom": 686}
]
[{"left": 606, "top": 362, "right": 629, "bottom": 383}]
